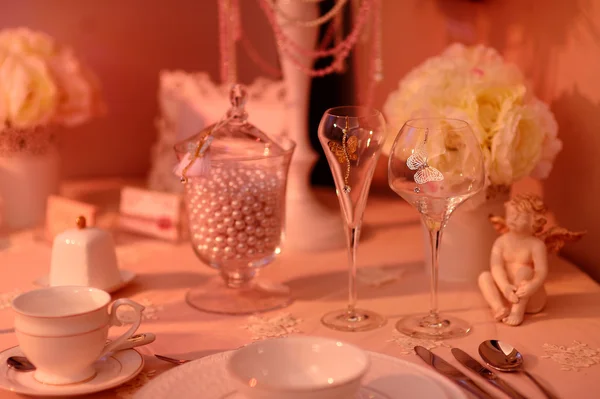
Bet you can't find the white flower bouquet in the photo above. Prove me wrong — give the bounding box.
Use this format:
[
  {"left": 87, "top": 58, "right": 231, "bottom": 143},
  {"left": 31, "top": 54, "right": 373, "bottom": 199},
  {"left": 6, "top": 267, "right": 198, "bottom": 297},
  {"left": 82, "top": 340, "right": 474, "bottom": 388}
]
[
  {"left": 383, "top": 43, "right": 561, "bottom": 190},
  {"left": 0, "top": 27, "right": 105, "bottom": 132}
]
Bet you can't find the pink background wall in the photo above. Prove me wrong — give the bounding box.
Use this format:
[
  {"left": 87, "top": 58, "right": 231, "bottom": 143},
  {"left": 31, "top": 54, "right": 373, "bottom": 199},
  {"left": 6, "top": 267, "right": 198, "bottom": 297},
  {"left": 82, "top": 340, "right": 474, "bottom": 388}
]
[
  {"left": 0, "top": 0, "right": 278, "bottom": 177},
  {"left": 1, "top": 0, "right": 599, "bottom": 279}
]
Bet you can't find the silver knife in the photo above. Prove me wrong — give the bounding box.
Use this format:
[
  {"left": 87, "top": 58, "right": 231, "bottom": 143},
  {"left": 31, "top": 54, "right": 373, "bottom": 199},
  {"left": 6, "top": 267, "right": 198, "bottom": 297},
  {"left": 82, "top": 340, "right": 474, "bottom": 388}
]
[
  {"left": 452, "top": 348, "right": 527, "bottom": 399},
  {"left": 414, "top": 346, "right": 494, "bottom": 399}
]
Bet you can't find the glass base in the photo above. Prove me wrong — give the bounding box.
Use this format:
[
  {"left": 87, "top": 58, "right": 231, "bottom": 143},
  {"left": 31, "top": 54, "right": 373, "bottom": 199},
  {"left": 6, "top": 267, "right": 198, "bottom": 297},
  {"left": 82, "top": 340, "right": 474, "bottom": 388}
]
[
  {"left": 321, "top": 308, "right": 387, "bottom": 332},
  {"left": 395, "top": 313, "right": 471, "bottom": 340},
  {"left": 186, "top": 277, "right": 292, "bottom": 315}
]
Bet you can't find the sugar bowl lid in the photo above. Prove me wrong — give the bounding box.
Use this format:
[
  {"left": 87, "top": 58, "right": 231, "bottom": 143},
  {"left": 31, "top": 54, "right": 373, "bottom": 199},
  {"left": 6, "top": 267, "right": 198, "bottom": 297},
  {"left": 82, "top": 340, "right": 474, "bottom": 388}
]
[{"left": 173, "top": 84, "right": 292, "bottom": 181}]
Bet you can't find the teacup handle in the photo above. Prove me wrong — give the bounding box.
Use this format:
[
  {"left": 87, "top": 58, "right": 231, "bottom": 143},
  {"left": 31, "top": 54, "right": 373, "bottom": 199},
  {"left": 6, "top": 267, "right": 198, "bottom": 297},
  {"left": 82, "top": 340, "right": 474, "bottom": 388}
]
[{"left": 99, "top": 298, "right": 145, "bottom": 358}]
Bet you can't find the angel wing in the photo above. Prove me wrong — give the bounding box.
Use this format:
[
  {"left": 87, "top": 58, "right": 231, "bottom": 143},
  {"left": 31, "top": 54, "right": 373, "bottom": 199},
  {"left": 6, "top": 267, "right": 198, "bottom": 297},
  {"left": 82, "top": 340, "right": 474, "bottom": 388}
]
[
  {"left": 414, "top": 167, "right": 444, "bottom": 184},
  {"left": 540, "top": 226, "right": 585, "bottom": 254},
  {"left": 489, "top": 215, "right": 509, "bottom": 235}
]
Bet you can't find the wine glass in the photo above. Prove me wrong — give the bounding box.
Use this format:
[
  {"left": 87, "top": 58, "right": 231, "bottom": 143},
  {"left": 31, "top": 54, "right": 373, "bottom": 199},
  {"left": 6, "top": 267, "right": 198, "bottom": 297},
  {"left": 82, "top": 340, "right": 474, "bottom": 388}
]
[
  {"left": 388, "top": 118, "right": 485, "bottom": 339},
  {"left": 317, "top": 106, "right": 387, "bottom": 332}
]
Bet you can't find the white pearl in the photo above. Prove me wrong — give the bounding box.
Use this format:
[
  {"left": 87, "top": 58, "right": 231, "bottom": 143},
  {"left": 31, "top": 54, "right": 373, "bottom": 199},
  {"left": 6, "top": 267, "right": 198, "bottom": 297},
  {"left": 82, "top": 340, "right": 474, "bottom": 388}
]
[
  {"left": 235, "top": 220, "right": 245, "bottom": 230},
  {"left": 241, "top": 205, "right": 252, "bottom": 215},
  {"left": 223, "top": 217, "right": 234, "bottom": 227},
  {"left": 222, "top": 205, "right": 232, "bottom": 215}
]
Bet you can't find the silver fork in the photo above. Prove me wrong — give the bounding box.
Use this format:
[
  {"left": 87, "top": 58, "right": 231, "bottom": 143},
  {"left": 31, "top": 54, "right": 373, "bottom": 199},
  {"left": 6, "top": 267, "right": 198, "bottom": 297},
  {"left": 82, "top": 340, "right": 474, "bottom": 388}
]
[{"left": 154, "top": 354, "right": 191, "bottom": 365}]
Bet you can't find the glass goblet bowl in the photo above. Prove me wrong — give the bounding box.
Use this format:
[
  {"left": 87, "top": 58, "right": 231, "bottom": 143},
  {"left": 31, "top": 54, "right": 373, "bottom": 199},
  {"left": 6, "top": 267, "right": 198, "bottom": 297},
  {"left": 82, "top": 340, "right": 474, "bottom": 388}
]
[{"left": 175, "top": 136, "right": 295, "bottom": 315}]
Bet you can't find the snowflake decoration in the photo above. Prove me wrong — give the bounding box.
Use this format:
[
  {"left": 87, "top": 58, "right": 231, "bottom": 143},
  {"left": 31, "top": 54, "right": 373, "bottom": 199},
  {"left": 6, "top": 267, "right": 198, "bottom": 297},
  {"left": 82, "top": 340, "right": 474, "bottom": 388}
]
[
  {"left": 387, "top": 332, "right": 451, "bottom": 355},
  {"left": 357, "top": 267, "right": 404, "bottom": 287},
  {"left": 542, "top": 341, "right": 600, "bottom": 371},
  {"left": 0, "top": 289, "right": 22, "bottom": 310},
  {"left": 117, "top": 297, "right": 164, "bottom": 323},
  {"left": 242, "top": 313, "right": 303, "bottom": 341}
]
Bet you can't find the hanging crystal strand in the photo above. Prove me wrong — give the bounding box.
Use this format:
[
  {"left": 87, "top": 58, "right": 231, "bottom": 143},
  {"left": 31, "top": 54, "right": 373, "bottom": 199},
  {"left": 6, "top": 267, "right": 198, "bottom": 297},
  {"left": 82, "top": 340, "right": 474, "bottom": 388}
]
[
  {"left": 218, "top": 0, "right": 231, "bottom": 84},
  {"left": 218, "top": 0, "right": 240, "bottom": 84},
  {"left": 364, "top": 0, "right": 382, "bottom": 108},
  {"left": 229, "top": 0, "right": 241, "bottom": 84},
  {"left": 373, "top": 0, "right": 383, "bottom": 83},
  {"left": 356, "top": 0, "right": 370, "bottom": 44},
  {"left": 333, "top": 4, "right": 345, "bottom": 73}
]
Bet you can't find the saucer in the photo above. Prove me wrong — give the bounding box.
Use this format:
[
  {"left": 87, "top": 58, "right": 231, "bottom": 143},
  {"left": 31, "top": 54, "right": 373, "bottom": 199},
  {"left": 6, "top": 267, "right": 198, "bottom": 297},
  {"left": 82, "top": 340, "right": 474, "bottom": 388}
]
[
  {"left": 34, "top": 269, "right": 137, "bottom": 293},
  {"left": 134, "top": 350, "right": 467, "bottom": 399},
  {"left": 0, "top": 346, "right": 144, "bottom": 397}
]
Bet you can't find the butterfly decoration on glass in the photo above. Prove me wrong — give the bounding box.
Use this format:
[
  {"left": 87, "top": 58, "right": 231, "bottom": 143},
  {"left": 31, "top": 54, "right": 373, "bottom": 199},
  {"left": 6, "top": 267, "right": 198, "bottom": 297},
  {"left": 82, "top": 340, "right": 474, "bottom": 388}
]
[
  {"left": 318, "top": 106, "right": 387, "bottom": 332},
  {"left": 406, "top": 133, "right": 444, "bottom": 186},
  {"left": 388, "top": 118, "right": 485, "bottom": 339}
]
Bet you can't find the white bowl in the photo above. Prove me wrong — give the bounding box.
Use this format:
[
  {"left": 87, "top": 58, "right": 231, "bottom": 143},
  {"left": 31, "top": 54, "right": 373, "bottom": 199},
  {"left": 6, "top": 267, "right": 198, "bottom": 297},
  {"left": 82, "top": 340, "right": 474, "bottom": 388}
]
[{"left": 227, "top": 336, "right": 370, "bottom": 399}]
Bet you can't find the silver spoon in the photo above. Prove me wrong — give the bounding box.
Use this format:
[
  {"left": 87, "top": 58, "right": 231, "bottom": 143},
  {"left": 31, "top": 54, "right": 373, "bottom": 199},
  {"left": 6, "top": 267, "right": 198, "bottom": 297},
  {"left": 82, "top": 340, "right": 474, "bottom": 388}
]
[
  {"left": 479, "top": 340, "right": 558, "bottom": 399},
  {"left": 7, "top": 332, "right": 156, "bottom": 372}
]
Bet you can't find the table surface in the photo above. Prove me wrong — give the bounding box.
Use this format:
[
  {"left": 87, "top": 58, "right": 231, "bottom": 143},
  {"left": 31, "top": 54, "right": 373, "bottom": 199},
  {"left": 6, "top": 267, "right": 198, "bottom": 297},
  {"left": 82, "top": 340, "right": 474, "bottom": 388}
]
[{"left": 1, "top": 179, "right": 599, "bottom": 399}]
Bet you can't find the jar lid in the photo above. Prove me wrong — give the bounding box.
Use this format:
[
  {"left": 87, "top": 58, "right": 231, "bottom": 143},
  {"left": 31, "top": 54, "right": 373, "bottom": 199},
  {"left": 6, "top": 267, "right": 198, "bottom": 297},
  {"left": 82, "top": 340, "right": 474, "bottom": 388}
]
[{"left": 173, "top": 84, "right": 287, "bottom": 181}]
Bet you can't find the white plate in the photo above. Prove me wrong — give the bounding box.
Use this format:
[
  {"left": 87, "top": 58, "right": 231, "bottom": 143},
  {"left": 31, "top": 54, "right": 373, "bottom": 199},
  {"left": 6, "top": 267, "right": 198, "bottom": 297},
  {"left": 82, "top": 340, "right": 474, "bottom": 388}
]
[
  {"left": 34, "top": 269, "right": 137, "bottom": 293},
  {"left": 134, "top": 350, "right": 467, "bottom": 399},
  {"left": 0, "top": 347, "right": 144, "bottom": 397}
]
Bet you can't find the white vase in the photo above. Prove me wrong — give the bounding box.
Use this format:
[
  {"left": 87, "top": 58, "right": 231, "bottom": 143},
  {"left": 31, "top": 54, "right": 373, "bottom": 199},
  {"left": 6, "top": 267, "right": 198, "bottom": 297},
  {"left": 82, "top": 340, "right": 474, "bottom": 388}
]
[
  {"left": 422, "top": 188, "right": 510, "bottom": 282},
  {"left": 275, "top": 0, "right": 346, "bottom": 251},
  {"left": 0, "top": 128, "right": 60, "bottom": 231}
]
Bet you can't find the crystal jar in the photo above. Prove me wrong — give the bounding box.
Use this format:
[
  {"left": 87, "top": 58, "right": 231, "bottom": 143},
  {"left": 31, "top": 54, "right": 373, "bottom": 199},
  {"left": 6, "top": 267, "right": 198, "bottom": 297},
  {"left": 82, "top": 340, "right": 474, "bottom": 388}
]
[{"left": 174, "top": 85, "right": 295, "bottom": 314}]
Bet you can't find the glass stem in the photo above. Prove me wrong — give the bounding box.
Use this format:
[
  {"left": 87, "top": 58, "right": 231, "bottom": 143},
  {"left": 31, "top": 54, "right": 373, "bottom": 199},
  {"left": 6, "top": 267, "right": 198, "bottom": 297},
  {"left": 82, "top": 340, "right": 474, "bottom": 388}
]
[
  {"left": 346, "top": 224, "right": 361, "bottom": 316},
  {"left": 427, "top": 225, "right": 443, "bottom": 320}
]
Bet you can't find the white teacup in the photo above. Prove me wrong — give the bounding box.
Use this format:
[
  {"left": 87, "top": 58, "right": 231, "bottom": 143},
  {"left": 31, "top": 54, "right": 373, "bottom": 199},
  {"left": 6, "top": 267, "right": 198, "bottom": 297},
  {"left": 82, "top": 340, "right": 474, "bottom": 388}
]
[{"left": 12, "top": 286, "right": 145, "bottom": 385}]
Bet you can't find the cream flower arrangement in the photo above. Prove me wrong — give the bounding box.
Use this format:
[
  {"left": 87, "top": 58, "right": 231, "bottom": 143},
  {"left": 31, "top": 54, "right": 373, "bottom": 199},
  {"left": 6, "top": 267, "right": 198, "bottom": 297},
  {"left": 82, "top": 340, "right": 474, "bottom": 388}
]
[
  {"left": 0, "top": 27, "right": 104, "bottom": 132},
  {"left": 383, "top": 43, "right": 561, "bottom": 190}
]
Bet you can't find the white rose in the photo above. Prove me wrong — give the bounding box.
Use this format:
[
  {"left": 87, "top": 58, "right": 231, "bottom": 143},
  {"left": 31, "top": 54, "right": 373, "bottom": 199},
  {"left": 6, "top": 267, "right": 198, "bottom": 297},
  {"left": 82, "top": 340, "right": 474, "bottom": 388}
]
[
  {"left": 0, "top": 28, "right": 56, "bottom": 56},
  {"left": 0, "top": 52, "right": 58, "bottom": 128},
  {"left": 47, "top": 48, "right": 105, "bottom": 126},
  {"left": 489, "top": 102, "right": 546, "bottom": 186}
]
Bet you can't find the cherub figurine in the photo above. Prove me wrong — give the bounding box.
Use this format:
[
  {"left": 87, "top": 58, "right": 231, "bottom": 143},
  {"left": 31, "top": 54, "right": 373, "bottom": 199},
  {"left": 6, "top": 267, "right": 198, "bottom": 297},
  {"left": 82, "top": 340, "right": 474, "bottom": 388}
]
[{"left": 478, "top": 194, "right": 585, "bottom": 326}]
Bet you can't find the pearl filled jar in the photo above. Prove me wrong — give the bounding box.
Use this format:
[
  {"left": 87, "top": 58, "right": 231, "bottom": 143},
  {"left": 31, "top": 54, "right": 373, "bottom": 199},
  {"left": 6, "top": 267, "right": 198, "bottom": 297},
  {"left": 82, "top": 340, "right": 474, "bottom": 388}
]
[{"left": 174, "top": 85, "right": 295, "bottom": 315}]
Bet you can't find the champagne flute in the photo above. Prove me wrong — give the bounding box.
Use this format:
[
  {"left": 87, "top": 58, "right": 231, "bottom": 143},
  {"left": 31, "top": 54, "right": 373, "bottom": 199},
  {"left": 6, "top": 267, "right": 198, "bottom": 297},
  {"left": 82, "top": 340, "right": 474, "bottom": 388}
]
[
  {"left": 318, "top": 106, "right": 387, "bottom": 332},
  {"left": 388, "top": 118, "right": 485, "bottom": 339}
]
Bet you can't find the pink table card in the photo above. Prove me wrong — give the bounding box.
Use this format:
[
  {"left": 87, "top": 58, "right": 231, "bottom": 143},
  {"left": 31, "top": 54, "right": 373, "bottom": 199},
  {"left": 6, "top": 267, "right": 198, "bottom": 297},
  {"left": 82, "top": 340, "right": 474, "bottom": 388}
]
[
  {"left": 44, "top": 195, "right": 98, "bottom": 241},
  {"left": 118, "top": 187, "right": 183, "bottom": 241}
]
